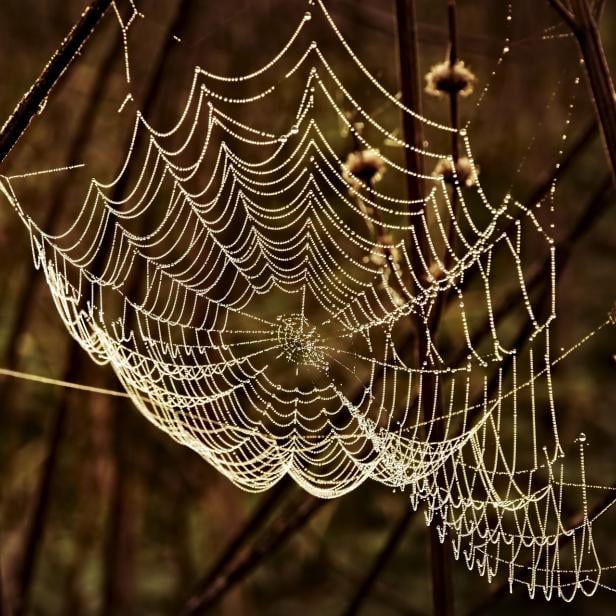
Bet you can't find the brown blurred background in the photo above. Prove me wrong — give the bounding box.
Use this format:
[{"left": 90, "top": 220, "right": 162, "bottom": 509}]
[{"left": 0, "top": 1, "right": 615, "bottom": 614}]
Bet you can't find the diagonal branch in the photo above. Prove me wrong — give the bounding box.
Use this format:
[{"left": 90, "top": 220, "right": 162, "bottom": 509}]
[
  {"left": 0, "top": 28, "right": 122, "bottom": 384},
  {"left": 181, "top": 477, "right": 293, "bottom": 609},
  {"left": 547, "top": 0, "right": 578, "bottom": 31},
  {"left": 182, "top": 496, "right": 327, "bottom": 614},
  {"left": 0, "top": 0, "right": 113, "bottom": 165},
  {"left": 341, "top": 505, "right": 417, "bottom": 616},
  {"left": 553, "top": 0, "right": 616, "bottom": 188}
]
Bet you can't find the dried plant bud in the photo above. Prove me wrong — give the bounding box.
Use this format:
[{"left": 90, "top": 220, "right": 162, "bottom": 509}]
[
  {"left": 428, "top": 260, "right": 447, "bottom": 283},
  {"left": 342, "top": 148, "right": 386, "bottom": 190},
  {"left": 425, "top": 60, "right": 476, "bottom": 98},
  {"left": 388, "top": 244, "right": 401, "bottom": 264},
  {"left": 432, "top": 156, "right": 477, "bottom": 187}
]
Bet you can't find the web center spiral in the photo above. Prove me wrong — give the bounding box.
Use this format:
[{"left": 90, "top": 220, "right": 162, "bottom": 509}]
[{"left": 275, "top": 315, "right": 326, "bottom": 370}]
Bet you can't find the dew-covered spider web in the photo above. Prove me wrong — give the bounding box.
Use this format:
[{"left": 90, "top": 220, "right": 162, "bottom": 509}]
[{"left": 1, "top": 0, "right": 616, "bottom": 602}]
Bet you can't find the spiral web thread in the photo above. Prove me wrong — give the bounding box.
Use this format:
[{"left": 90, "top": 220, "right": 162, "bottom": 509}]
[{"left": 1, "top": 0, "right": 615, "bottom": 600}]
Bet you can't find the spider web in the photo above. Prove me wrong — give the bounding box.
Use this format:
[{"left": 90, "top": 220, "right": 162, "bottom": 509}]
[{"left": 1, "top": 0, "right": 615, "bottom": 600}]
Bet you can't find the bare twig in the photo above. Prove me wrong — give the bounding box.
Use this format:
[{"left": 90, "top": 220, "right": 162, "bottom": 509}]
[
  {"left": 395, "top": 0, "right": 426, "bottom": 209},
  {"left": 395, "top": 0, "right": 457, "bottom": 613},
  {"left": 0, "top": 30, "right": 122, "bottom": 375},
  {"left": 102, "top": 407, "right": 135, "bottom": 615},
  {"left": 550, "top": 0, "right": 616, "bottom": 188},
  {"left": 341, "top": 505, "right": 417, "bottom": 616},
  {"left": 182, "top": 477, "right": 293, "bottom": 609},
  {"left": 0, "top": 0, "right": 113, "bottom": 164},
  {"left": 547, "top": 0, "right": 577, "bottom": 30},
  {"left": 182, "top": 497, "right": 327, "bottom": 614}
]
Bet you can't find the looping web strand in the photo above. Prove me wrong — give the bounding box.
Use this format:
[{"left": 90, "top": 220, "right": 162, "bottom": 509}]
[{"left": 1, "top": 0, "right": 615, "bottom": 601}]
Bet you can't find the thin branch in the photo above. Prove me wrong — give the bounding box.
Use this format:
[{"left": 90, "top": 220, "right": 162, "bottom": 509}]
[
  {"left": 301, "top": 527, "right": 424, "bottom": 616},
  {"left": 0, "top": 29, "right": 122, "bottom": 381},
  {"left": 546, "top": 0, "right": 578, "bottom": 31},
  {"left": 415, "top": 0, "right": 458, "bottom": 611},
  {"left": 0, "top": 0, "right": 113, "bottom": 165},
  {"left": 0, "top": 557, "right": 4, "bottom": 616},
  {"left": 560, "top": 0, "right": 616, "bottom": 188},
  {"left": 182, "top": 496, "right": 327, "bottom": 614},
  {"left": 182, "top": 477, "right": 293, "bottom": 608},
  {"left": 341, "top": 505, "right": 417, "bottom": 616},
  {"left": 395, "top": 0, "right": 426, "bottom": 209},
  {"left": 593, "top": 0, "right": 607, "bottom": 21},
  {"left": 102, "top": 406, "right": 134, "bottom": 615}
]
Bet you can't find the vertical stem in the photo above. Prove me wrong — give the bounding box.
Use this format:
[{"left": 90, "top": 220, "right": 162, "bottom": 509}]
[
  {"left": 447, "top": 0, "right": 460, "bottom": 157},
  {"left": 395, "top": 0, "right": 425, "bottom": 209},
  {"left": 394, "top": 2, "right": 455, "bottom": 615},
  {"left": 568, "top": 0, "right": 616, "bottom": 188},
  {"left": 103, "top": 406, "right": 139, "bottom": 616},
  {"left": 16, "top": 406, "right": 68, "bottom": 615},
  {"left": 0, "top": 557, "right": 4, "bottom": 616},
  {"left": 436, "top": 0, "right": 461, "bottom": 315}
]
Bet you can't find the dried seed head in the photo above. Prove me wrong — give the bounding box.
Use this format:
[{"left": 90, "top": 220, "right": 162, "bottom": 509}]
[
  {"left": 342, "top": 148, "right": 387, "bottom": 190},
  {"left": 432, "top": 156, "right": 477, "bottom": 187},
  {"left": 425, "top": 60, "right": 476, "bottom": 98},
  {"left": 428, "top": 260, "right": 447, "bottom": 283}
]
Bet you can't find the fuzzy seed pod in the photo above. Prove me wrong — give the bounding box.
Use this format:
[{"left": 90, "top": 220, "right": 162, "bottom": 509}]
[
  {"left": 425, "top": 60, "right": 476, "bottom": 98},
  {"left": 432, "top": 156, "right": 477, "bottom": 187},
  {"left": 342, "top": 148, "right": 386, "bottom": 190}
]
